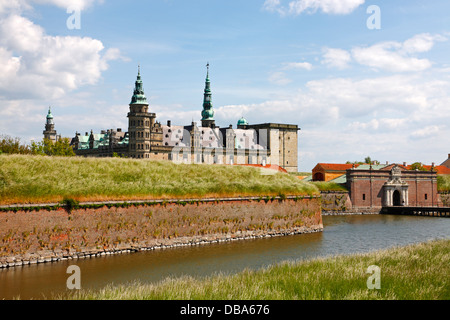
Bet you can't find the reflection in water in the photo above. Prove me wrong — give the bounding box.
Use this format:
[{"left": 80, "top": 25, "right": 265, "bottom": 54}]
[{"left": 0, "top": 214, "right": 449, "bottom": 299}]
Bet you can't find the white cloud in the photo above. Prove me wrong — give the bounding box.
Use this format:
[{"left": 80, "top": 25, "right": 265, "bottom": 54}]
[
  {"left": 410, "top": 125, "right": 444, "bottom": 139},
  {"left": 323, "top": 33, "right": 447, "bottom": 73},
  {"left": 263, "top": 0, "right": 365, "bottom": 16},
  {"left": 0, "top": 13, "right": 124, "bottom": 100},
  {"left": 351, "top": 42, "right": 432, "bottom": 72},
  {"left": 321, "top": 48, "right": 352, "bottom": 69},
  {"left": 283, "top": 62, "right": 313, "bottom": 70}
]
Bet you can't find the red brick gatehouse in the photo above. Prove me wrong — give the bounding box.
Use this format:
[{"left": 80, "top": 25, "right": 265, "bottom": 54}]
[{"left": 346, "top": 164, "right": 439, "bottom": 209}]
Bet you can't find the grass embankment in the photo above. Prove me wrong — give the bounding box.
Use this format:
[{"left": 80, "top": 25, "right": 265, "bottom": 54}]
[
  {"left": 312, "top": 181, "right": 348, "bottom": 192},
  {"left": 62, "top": 239, "right": 449, "bottom": 300},
  {"left": 0, "top": 154, "right": 319, "bottom": 205}
]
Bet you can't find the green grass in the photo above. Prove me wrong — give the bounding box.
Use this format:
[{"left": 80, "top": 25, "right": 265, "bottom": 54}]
[
  {"left": 0, "top": 154, "right": 319, "bottom": 205},
  {"left": 60, "top": 239, "right": 449, "bottom": 300},
  {"left": 312, "top": 181, "right": 348, "bottom": 192}
]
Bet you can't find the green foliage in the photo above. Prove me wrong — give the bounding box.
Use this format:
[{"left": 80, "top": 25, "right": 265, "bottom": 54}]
[
  {"left": 61, "top": 198, "right": 80, "bottom": 213},
  {"left": 31, "top": 138, "right": 75, "bottom": 157},
  {"left": 437, "top": 175, "right": 450, "bottom": 192},
  {"left": 346, "top": 156, "right": 380, "bottom": 165},
  {"left": 0, "top": 135, "right": 32, "bottom": 154},
  {"left": 409, "top": 162, "right": 428, "bottom": 171}
]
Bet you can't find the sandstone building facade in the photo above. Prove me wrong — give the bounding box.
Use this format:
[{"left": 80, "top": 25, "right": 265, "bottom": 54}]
[{"left": 67, "top": 65, "right": 300, "bottom": 172}]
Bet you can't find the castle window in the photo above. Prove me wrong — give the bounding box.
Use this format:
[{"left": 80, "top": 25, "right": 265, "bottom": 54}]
[
  {"left": 165, "top": 134, "right": 169, "bottom": 138},
  {"left": 425, "top": 194, "right": 428, "bottom": 200},
  {"left": 363, "top": 194, "right": 366, "bottom": 201},
  {"left": 165, "top": 142, "right": 168, "bottom": 146}
]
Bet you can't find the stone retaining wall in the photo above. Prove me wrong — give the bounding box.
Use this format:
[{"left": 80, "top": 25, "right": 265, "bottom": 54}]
[{"left": 0, "top": 196, "right": 322, "bottom": 268}]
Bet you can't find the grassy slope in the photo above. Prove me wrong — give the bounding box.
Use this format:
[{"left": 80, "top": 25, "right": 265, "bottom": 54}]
[
  {"left": 0, "top": 155, "right": 319, "bottom": 205},
  {"left": 63, "top": 239, "right": 449, "bottom": 300}
]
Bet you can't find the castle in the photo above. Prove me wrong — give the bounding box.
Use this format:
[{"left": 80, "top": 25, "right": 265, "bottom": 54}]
[{"left": 51, "top": 64, "right": 300, "bottom": 172}]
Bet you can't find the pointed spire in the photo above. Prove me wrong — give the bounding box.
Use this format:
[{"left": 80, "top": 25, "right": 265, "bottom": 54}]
[
  {"left": 47, "top": 106, "right": 53, "bottom": 118},
  {"left": 130, "top": 65, "right": 148, "bottom": 105},
  {"left": 201, "top": 62, "right": 214, "bottom": 122}
]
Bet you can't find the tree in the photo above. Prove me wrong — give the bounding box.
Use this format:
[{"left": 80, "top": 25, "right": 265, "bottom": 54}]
[
  {"left": 0, "top": 135, "right": 32, "bottom": 154},
  {"left": 31, "top": 138, "right": 75, "bottom": 156},
  {"left": 410, "top": 162, "right": 428, "bottom": 171}
]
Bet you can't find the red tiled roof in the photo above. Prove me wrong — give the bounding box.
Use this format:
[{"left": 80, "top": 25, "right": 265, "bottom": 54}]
[
  {"left": 314, "top": 163, "right": 359, "bottom": 172},
  {"left": 416, "top": 165, "right": 450, "bottom": 175}
]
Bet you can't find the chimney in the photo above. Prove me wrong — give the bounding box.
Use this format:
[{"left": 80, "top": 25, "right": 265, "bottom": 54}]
[
  {"left": 117, "top": 128, "right": 122, "bottom": 132},
  {"left": 432, "top": 162, "right": 435, "bottom": 167},
  {"left": 167, "top": 120, "right": 171, "bottom": 127},
  {"left": 386, "top": 161, "right": 389, "bottom": 165},
  {"left": 403, "top": 162, "right": 407, "bottom": 166},
  {"left": 448, "top": 153, "right": 450, "bottom": 159}
]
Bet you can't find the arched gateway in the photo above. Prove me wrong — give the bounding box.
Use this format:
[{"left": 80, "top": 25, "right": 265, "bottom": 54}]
[{"left": 383, "top": 166, "right": 408, "bottom": 207}]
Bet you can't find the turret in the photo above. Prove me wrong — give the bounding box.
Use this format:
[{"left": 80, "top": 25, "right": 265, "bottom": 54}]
[{"left": 43, "top": 107, "right": 57, "bottom": 142}]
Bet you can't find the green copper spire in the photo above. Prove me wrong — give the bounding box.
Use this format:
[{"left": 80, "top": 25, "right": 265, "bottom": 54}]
[
  {"left": 46, "top": 106, "right": 54, "bottom": 125},
  {"left": 130, "top": 65, "right": 148, "bottom": 105},
  {"left": 201, "top": 63, "right": 214, "bottom": 121}
]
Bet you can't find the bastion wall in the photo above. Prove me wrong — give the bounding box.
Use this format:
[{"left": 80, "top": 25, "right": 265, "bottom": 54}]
[{"left": 0, "top": 196, "right": 322, "bottom": 268}]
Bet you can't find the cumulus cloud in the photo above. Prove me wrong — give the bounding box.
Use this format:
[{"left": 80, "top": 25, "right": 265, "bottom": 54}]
[
  {"left": 263, "top": 0, "right": 365, "bottom": 16},
  {"left": 351, "top": 41, "right": 432, "bottom": 72},
  {"left": 0, "top": 11, "right": 123, "bottom": 100},
  {"left": 321, "top": 48, "right": 352, "bottom": 69},
  {"left": 323, "top": 33, "right": 447, "bottom": 72}
]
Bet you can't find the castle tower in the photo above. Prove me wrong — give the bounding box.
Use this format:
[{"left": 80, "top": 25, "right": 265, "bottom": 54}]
[
  {"left": 127, "top": 66, "right": 156, "bottom": 159},
  {"left": 43, "top": 107, "right": 57, "bottom": 142},
  {"left": 201, "top": 63, "right": 216, "bottom": 128}
]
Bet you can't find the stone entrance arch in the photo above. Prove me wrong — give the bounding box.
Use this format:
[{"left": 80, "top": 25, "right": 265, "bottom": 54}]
[
  {"left": 383, "top": 166, "right": 409, "bottom": 207},
  {"left": 393, "top": 190, "right": 401, "bottom": 206}
]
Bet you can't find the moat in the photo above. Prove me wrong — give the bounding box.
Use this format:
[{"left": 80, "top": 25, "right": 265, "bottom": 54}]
[{"left": 0, "top": 214, "right": 449, "bottom": 300}]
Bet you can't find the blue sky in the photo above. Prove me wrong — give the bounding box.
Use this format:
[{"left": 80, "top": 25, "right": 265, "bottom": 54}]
[{"left": 1, "top": 0, "right": 450, "bottom": 171}]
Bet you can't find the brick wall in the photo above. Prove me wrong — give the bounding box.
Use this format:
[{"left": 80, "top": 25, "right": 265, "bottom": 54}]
[
  {"left": 347, "top": 169, "right": 438, "bottom": 208},
  {"left": 0, "top": 197, "right": 322, "bottom": 265}
]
